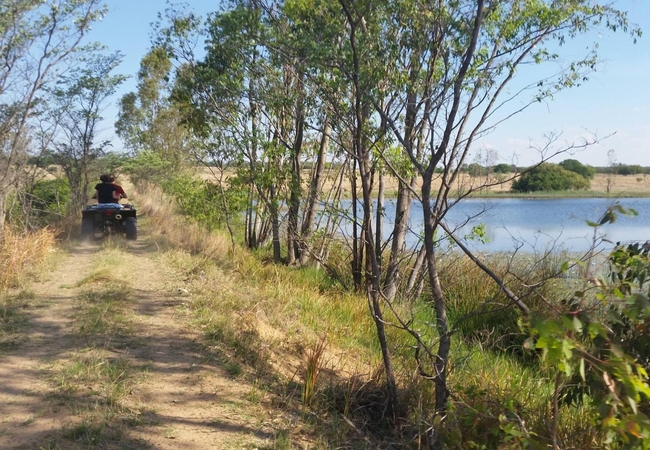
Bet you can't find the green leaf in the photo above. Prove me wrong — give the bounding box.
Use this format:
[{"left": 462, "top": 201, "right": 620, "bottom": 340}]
[
  {"left": 562, "top": 339, "right": 573, "bottom": 360},
  {"left": 628, "top": 397, "right": 638, "bottom": 415},
  {"left": 573, "top": 316, "right": 583, "bottom": 333}
]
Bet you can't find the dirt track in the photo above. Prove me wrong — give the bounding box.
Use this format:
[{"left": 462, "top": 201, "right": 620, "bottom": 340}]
[{"left": 0, "top": 228, "right": 282, "bottom": 449}]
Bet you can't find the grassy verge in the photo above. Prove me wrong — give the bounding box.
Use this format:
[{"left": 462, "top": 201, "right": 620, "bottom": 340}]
[{"left": 136, "top": 185, "right": 607, "bottom": 448}]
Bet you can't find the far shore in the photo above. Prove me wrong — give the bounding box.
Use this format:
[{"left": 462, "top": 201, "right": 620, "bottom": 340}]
[{"left": 197, "top": 168, "right": 650, "bottom": 199}]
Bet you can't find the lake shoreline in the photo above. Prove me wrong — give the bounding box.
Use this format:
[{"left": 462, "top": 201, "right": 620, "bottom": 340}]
[{"left": 459, "top": 190, "right": 650, "bottom": 199}]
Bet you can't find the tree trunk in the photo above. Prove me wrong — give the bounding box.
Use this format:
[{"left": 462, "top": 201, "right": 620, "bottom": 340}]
[
  {"left": 360, "top": 152, "right": 398, "bottom": 421},
  {"left": 406, "top": 244, "right": 427, "bottom": 299},
  {"left": 0, "top": 192, "right": 7, "bottom": 239},
  {"left": 421, "top": 177, "right": 451, "bottom": 418},
  {"left": 299, "top": 118, "right": 330, "bottom": 265},
  {"left": 383, "top": 176, "right": 416, "bottom": 300},
  {"left": 350, "top": 158, "right": 363, "bottom": 290},
  {"left": 375, "top": 170, "right": 384, "bottom": 271},
  {"left": 269, "top": 184, "right": 281, "bottom": 262},
  {"left": 287, "top": 94, "right": 304, "bottom": 265}
]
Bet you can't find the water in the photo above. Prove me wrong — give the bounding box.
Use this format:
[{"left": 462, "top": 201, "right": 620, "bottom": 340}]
[{"left": 336, "top": 198, "right": 650, "bottom": 253}]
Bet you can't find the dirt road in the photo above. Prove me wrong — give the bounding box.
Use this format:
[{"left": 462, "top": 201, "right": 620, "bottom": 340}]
[{"left": 0, "top": 230, "right": 285, "bottom": 449}]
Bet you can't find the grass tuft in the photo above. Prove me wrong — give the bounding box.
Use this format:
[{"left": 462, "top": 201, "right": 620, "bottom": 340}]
[
  {"left": 302, "top": 337, "right": 327, "bottom": 409},
  {"left": 76, "top": 283, "right": 132, "bottom": 337}
]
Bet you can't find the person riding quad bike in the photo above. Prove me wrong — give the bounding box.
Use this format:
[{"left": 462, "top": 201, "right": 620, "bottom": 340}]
[
  {"left": 93, "top": 174, "right": 127, "bottom": 204},
  {"left": 83, "top": 174, "right": 136, "bottom": 240}
]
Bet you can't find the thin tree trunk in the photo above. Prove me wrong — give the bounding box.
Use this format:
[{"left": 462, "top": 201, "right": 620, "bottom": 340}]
[
  {"left": 383, "top": 177, "right": 416, "bottom": 300},
  {"left": 0, "top": 192, "right": 7, "bottom": 239},
  {"left": 269, "top": 184, "right": 281, "bottom": 262},
  {"left": 406, "top": 244, "right": 427, "bottom": 297},
  {"left": 299, "top": 118, "right": 330, "bottom": 265},
  {"left": 350, "top": 158, "right": 363, "bottom": 290},
  {"left": 360, "top": 154, "right": 398, "bottom": 421},
  {"left": 287, "top": 90, "right": 304, "bottom": 265},
  {"left": 375, "top": 170, "right": 384, "bottom": 271},
  {"left": 421, "top": 176, "right": 450, "bottom": 418}
]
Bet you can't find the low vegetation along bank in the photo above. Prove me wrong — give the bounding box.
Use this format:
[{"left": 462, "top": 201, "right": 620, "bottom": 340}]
[
  {"left": 2, "top": 181, "right": 650, "bottom": 448},
  {"left": 132, "top": 186, "right": 650, "bottom": 448}
]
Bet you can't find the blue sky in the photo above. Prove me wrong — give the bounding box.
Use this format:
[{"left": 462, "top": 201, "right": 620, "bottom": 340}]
[{"left": 90, "top": 0, "right": 650, "bottom": 167}]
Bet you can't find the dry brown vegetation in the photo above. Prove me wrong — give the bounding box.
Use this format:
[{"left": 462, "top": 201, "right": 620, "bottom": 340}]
[
  {"left": 0, "top": 228, "right": 56, "bottom": 293},
  {"left": 197, "top": 166, "right": 650, "bottom": 196}
]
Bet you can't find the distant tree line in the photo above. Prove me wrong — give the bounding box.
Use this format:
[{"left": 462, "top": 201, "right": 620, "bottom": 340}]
[{"left": 458, "top": 160, "right": 649, "bottom": 177}]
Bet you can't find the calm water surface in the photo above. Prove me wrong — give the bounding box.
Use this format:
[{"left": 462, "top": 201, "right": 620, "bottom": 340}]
[{"left": 338, "top": 198, "right": 650, "bottom": 253}]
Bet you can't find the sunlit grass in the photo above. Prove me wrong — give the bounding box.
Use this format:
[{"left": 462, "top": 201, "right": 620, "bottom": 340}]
[{"left": 0, "top": 227, "right": 56, "bottom": 293}]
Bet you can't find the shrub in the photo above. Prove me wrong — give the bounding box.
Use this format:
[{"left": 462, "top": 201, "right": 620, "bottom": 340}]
[
  {"left": 512, "top": 163, "right": 590, "bottom": 192},
  {"left": 161, "top": 175, "right": 246, "bottom": 230},
  {"left": 8, "top": 178, "right": 70, "bottom": 228},
  {"left": 558, "top": 159, "right": 596, "bottom": 179},
  {"left": 492, "top": 163, "right": 515, "bottom": 174}
]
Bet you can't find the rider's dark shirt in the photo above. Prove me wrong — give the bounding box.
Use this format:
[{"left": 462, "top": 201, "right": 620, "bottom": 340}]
[{"left": 95, "top": 183, "right": 118, "bottom": 203}]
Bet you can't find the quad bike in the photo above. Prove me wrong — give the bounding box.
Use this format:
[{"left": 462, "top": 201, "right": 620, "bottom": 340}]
[{"left": 81, "top": 203, "right": 137, "bottom": 240}]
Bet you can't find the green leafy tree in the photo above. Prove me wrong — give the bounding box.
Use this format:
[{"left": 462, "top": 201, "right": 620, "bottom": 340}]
[
  {"left": 617, "top": 164, "right": 644, "bottom": 176},
  {"left": 50, "top": 52, "right": 127, "bottom": 211},
  {"left": 467, "top": 162, "right": 488, "bottom": 177},
  {"left": 350, "top": 1, "right": 637, "bottom": 428},
  {"left": 512, "top": 163, "right": 591, "bottom": 192},
  {"left": 115, "top": 47, "right": 189, "bottom": 169},
  {"left": 493, "top": 163, "right": 515, "bottom": 174},
  {"left": 0, "top": 0, "right": 107, "bottom": 233},
  {"left": 559, "top": 158, "right": 596, "bottom": 179}
]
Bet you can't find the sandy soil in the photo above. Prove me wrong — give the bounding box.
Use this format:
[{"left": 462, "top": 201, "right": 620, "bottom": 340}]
[{"left": 0, "top": 229, "right": 288, "bottom": 449}]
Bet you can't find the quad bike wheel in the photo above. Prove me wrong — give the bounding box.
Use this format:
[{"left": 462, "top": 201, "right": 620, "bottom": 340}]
[
  {"left": 125, "top": 217, "right": 137, "bottom": 240},
  {"left": 81, "top": 217, "right": 94, "bottom": 239}
]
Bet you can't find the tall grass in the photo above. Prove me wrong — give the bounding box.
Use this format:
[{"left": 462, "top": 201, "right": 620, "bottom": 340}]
[
  {"left": 0, "top": 227, "right": 56, "bottom": 293},
  {"left": 1, "top": 227, "right": 55, "bottom": 338},
  {"left": 135, "top": 184, "right": 233, "bottom": 263}
]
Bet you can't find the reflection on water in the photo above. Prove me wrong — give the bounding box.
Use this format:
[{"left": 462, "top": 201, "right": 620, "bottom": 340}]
[{"left": 336, "top": 198, "right": 650, "bottom": 253}]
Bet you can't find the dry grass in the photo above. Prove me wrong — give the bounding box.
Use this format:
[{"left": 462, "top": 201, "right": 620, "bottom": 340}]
[
  {"left": 135, "top": 184, "right": 233, "bottom": 262},
  {"left": 197, "top": 166, "right": 650, "bottom": 197},
  {"left": 0, "top": 227, "right": 56, "bottom": 293}
]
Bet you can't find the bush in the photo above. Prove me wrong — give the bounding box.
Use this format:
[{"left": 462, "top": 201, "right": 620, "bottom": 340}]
[
  {"left": 558, "top": 159, "right": 595, "bottom": 179},
  {"left": 492, "top": 163, "right": 515, "bottom": 174},
  {"left": 161, "top": 175, "right": 246, "bottom": 230},
  {"left": 511, "top": 163, "right": 590, "bottom": 192},
  {"left": 8, "top": 178, "right": 70, "bottom": 228},
  {"left": 122, "top": 151, "right": 174, "bottom": 188}
]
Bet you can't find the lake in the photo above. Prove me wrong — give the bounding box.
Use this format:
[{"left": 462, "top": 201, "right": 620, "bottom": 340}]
[{"left": 337, "top": 198, "right": 650, "bottom": 253}]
